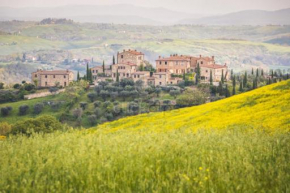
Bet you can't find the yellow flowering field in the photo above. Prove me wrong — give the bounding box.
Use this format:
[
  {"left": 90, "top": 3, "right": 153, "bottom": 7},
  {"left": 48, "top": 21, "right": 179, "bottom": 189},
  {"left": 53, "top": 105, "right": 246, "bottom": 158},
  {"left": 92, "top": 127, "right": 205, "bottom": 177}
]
[
  {"left": 95, "top": 80, "right": 290, "bottom": 133},
  {"left": 0, "top": 80, "right": 289, "bottom": 192}
]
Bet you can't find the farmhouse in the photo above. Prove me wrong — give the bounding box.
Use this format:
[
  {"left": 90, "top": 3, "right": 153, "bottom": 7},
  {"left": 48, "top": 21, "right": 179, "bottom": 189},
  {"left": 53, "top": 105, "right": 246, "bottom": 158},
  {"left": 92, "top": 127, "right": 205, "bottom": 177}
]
[
  {"left": 117, "top": 49, "right": 145, "bottom": 66},
  {"left": 32, "top": 70, "right": 74, "bottom": 88},
  {"left": 91, "top": 65, "right": 112, "bottom": 84}
]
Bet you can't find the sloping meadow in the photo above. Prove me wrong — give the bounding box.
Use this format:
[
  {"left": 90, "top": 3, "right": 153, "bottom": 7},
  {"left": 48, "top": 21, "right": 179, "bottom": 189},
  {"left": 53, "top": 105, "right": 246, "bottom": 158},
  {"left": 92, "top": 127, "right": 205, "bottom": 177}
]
[{"left": 1, "top": 80, "right": 290, "bottom": 192}]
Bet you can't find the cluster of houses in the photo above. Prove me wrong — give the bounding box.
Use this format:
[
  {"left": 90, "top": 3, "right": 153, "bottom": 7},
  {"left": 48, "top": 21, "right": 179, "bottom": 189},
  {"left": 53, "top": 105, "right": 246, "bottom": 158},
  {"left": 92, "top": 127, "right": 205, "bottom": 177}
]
[{"left": 32, "top": 49, "right": 230, "bottom": 88}]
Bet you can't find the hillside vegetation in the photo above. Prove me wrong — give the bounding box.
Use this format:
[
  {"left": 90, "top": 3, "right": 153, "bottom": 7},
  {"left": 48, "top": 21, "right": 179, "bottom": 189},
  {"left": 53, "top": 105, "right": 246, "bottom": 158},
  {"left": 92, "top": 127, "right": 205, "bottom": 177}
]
[
  {"left": 0, "top": 81, "right": 290, "bottom": 192},
  {"left": 96, "top": 79, "right": 290, "bottom": 133}
]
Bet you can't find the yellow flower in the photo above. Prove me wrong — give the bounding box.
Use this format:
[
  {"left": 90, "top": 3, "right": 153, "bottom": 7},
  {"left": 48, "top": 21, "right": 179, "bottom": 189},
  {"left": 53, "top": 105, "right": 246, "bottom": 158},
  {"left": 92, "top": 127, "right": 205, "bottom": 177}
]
[
  {"left": 182, "top": 174, "right": 190, "bottom": 181},
  {"left": 199, "top": 167, "right": 203, "bottom": 171},
  {"left": 204, "top": 177, "right": 208, "bottom": 181},
  {"left": 0, "top": 136, "right": 6, "bottom": 140},
  {"left": 206, "top": 168, "right": 210, "bottom": 172}
]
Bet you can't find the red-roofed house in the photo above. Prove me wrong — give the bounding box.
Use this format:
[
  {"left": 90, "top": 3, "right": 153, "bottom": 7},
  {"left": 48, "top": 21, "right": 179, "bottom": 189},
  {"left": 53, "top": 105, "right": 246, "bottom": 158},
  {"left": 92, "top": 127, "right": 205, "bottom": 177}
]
[
  {"left": 32, "top": 69, "right": 74, "bottom": 87},
  {"left": 117, "top": 49, "right": 145, "bottom": 66}
]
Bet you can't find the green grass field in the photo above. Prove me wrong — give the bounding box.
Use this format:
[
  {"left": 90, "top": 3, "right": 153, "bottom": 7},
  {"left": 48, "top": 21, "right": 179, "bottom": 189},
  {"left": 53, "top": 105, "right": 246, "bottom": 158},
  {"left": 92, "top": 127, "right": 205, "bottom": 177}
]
[{"left": 0, "top": 80, "right": 289, "bottom": 192}]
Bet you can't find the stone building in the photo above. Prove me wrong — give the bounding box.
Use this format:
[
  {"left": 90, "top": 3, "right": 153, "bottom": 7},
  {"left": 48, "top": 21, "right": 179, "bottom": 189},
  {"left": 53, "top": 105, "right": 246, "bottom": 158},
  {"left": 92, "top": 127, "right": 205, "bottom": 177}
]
[
  {"left": 111, "top": 62, "right": 137, "bottom": 81},
  {"left": 156, "top": 54, "right": 191, "bottom": 74},
  {"left": 156, "top": 54, "right": 230, "bottom": 83},
  {"left": 117, "top": 49, "right": 145, "bottom": 66},
  {"left": 91, "top": 65, "right": 112, "bottom": 84},
  {"left": 32, "top": 70, "right": 74, "bottom": 88}
]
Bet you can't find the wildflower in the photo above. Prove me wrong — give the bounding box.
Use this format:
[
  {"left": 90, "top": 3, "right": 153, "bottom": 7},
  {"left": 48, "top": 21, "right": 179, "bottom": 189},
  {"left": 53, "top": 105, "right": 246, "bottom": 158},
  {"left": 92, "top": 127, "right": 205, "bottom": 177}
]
[
  {"left": 182, "top": 174, "right": 190, "bottom": 181},
  {"left": 199, "top": 167, "right": 203, "bottom": 171},
  {"left": 206, "top": 168, "right": 210, "bottom": 172},
  {"left": 204, "top": 177, "right": 208, "bottom": 181}
]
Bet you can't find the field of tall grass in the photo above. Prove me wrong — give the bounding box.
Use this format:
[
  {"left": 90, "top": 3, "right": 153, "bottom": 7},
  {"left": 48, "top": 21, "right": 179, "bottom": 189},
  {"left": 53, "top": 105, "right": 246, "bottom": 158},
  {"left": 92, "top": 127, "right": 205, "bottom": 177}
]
[{"left": 0, "top": 80, "right": 290, "bottom": 192}]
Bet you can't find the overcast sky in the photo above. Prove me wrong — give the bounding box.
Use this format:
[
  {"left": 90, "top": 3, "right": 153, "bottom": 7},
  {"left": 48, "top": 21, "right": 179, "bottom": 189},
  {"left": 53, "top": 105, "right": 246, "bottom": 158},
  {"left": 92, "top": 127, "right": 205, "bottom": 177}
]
[{"left": 0, "top": 0, "right": 290, "bottom": 14}]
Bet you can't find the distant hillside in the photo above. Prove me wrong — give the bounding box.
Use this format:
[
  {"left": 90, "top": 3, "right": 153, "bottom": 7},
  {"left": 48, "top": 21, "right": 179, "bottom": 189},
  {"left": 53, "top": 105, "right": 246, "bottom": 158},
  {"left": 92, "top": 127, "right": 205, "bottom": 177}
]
[
  {"left": 181, "top": 8, "right": 290, "bottom": 25},
  {"left": 0, "top": 4, "right": 202, "bottom": 25},
  {"left": 96, "top": 80, "right": 290, "bottom": 133}
]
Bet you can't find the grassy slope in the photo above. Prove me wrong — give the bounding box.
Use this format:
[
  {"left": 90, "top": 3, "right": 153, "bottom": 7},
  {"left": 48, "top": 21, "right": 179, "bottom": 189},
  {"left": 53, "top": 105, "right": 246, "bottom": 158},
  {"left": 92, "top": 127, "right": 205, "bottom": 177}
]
[
  {"left": 96, "top": 80, "right": 290, "bottom": 133},
  {"left": 0, "top": 81, "right": 290, "bottom": 192}
]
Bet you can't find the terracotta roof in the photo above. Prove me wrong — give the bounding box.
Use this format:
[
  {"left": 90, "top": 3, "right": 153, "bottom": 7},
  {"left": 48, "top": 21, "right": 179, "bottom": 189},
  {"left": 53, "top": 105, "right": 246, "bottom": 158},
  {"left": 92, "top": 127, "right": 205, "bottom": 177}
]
[
  {"left": 91, "top": 65, "right": 111, "bottom": 70},
  {"left": 118, "top": 62, "right": 137, "bottom": 66},
  {"left": 154, "top": 72, "right": 168, "bottom": 75},
  {"left": 120, "top": 49, "right": 144, "bottom": 55},
  {"left": 37, "top": 70, "right": 72, "bottom": 75},
  {"left": 156, "top": 55, "right": 191, "bottom": 62},
  {"left": 201, "top": 64, "right": 227, "bottom": 69},
  {"left": 132, "top": 71, "right": 150, "bottom": 75}
]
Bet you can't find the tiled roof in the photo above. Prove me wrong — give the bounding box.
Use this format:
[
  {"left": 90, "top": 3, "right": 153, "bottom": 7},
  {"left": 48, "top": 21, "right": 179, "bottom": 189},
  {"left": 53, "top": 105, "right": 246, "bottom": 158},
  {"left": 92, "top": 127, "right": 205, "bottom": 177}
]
[
  {"left": 118, "top": 62, "right": 137, "bottom": 66},
  {"left": 37, "top": 70, "right": 72, "bottom": 75},
  {"left": 201, "top": 64, "right": 227, "bottom": 69},
  {"left": 121, "top": 49, "right": 144, "bottom": 55},
  {"left": 132, "top": 71, "right": 150, "bottom": 75},
  {"left": 156, "top": 55, "right": 191, "bottom": 61}
]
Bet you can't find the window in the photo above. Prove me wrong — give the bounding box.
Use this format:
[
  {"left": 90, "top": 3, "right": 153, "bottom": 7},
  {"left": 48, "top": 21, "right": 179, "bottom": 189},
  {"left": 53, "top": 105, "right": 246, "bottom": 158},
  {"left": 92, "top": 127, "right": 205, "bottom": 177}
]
[
  {"left": 159, "top": 82, "right": 162, "bottom": 85},
  {"left": 171, "top": 82, "right": 173, "bottom": 84},
  {"left": 127, "top": 73, "right": 129, "bottom": 77},
  {"left": 92, "top": 70, "right": 95, "bottom": 73},
  {"left": 159, "top": 75, "right": 162, "bottom": 78},
  {"left": 53, "top": 75, "right": 56, "bottom": 78},
  {"left": 121, "top": 55, "right": 124, "bottom": 59},
  {"left": 206, "top": 70, "right": 208, "bottom": 73},
  {"left": 176, "top": 62, "right": 178, "bottom": 65},
  {"left": 123, "top": 73, "right": 125, "bottom": 76},
  {"left": 165, "top": 61, "right": 167, "bottom": 65},
  {"left": 159, "top": 69, "right": 161, "bottom": 72},
  {"left": 64, "top": 82, "right": 67, "bottom": 87},
  {"left": 201, "top": 61, "right": 203, "bottom": 64},
  {"left": 159, "top": 61, "right": 161, "bottom": 65},
  {"left": 35, "top": 74, "right": 37, "bottom": 78},
  {"left": 138, "top": 75, "right": 140, "bottom": 78},
  {"left": 64, "top": 75, "right": 66, "bottom": 78},
  {"left": 138, "top": 56, "right": 142, "bottom": 60},
  {"left": 134, "top": 75, "right": 136, "bottom": 78},
  {"left": 45, "top": 82, "right": 47, "bottom": 86},
  {"left": 113, "top": 73, "right": 116, "bottom": 77},
  {"left": 45, "top": 75, "right": 47, "bottom": 78}
]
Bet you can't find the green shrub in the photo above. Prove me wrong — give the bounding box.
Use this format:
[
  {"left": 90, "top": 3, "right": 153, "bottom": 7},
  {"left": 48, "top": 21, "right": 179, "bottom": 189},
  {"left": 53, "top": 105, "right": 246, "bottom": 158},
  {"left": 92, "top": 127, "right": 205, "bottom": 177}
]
[
  {"left": 1, "top": 106, "right": 12, "bottom": 117},
  {"left": 33, "top": 103, "right": 44, "bottom": 114},
  {"left": 0, "top": 122, "right": 12, "bottom": 136},
  {"left": 10, "top": 115, "right": 63, "bottom": 136},
  {"left": 19, "top": 105, "right": 29, "bottom": 115}
]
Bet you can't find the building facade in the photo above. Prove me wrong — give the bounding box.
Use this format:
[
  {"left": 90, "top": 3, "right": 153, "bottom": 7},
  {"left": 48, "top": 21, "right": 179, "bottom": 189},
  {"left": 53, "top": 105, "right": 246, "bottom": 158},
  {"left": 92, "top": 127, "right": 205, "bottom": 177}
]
[
  {"left": 117, "top": 49, "right": 145, "bottom": 66},
  {"left": 32, "top": 70, "right": 74, "bottom": 88}
]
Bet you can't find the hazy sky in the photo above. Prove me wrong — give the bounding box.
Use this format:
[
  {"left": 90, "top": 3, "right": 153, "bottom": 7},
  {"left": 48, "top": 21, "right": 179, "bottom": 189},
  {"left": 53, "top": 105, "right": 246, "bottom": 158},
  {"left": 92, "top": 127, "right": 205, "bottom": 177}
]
[{"left": 1, "top": 0, "right": 290, "bottom": 14}]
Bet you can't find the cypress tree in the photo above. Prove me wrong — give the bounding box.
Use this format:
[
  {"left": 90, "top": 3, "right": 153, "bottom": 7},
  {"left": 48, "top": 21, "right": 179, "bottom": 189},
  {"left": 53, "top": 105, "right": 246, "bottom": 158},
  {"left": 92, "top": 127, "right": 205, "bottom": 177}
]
[
  {"left": 271, "top": 70, "right": 274, "bottom": 79},
  {"left": 252, "top": 68, "right": 254, "bottom": 75},
  {"left": 196, "top": 63, "right": 200, "bottom": 85},
  {"left": 218, "top": 81, "right": 223, "bottom": 96},
  {"left": 256, "top": 68, "right": 259, "bottom": 77},
  {"left": 239, "top": 81, "right": 243, "bottom": 92},
  {"left": 243, "top": 71, "right": 247, "bottom": 87},
  {"left": 77, "top": 71, "right": 80, "bottom": 81},
  {"left": 225, "top": 84, "right": 230, "bottom": 97},
  {"left": 86, "top": 63, "right": 89, "bottom": 81},
  {"left": 183, "top": 71, "right": 186, "bottom": 81},
  {"left": 89, "top": 69, "right": 93, "bottom": 83},
  {"left": 231, "top": 69, "right": 233, "bottom": 80},
  {"left": 221, "top": 69, "right": 224, "bottom": 84},
  {"left": 102, "top": 60, "right": 105, "bottom": 73},
  {"left": 91, "top": 57, "right": 94, "bottom": 64},
  {"left": 232, "top": 75, "right": 236, "bottom": 95},
  {"left": 209, "top": 70, "right": 213, "bottom": 86},
  {"left": 113, "top": 56, "right": 115, "bottom": 65},
  {"left": 261, "top": 69, "right": 264, "bottom": 76},
  {"left": 116, "top": 69, "right": 119, "bottom": 82}
]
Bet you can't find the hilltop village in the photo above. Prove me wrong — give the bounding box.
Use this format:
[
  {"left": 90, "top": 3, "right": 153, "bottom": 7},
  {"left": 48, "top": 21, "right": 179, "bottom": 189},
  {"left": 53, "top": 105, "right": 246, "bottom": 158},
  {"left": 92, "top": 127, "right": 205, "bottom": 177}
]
[{"left": 32, "top": 49, "right": 230, "bottom": 87}]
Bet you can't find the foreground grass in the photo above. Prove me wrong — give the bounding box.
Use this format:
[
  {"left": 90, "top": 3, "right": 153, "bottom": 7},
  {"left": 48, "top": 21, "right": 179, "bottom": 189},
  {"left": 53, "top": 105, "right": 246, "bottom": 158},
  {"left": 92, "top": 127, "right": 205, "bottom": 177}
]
[
  {"left": 1, "top": 129, "right": 290, "bottom": 192},
  {"left": 1, "top": 81, "right": 290, "bottom": 192}
]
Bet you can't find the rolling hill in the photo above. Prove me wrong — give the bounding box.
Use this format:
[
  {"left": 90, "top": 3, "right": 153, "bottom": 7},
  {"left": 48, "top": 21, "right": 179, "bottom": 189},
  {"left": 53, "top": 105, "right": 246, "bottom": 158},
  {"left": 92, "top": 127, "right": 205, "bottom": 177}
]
[
  {"left": 0, "top": 81, "right": 290, "bottom": 192},
  {"left": 181, "top": 8, "right": 290, "bottom": 25}
]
